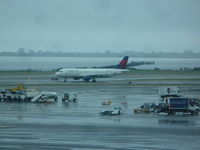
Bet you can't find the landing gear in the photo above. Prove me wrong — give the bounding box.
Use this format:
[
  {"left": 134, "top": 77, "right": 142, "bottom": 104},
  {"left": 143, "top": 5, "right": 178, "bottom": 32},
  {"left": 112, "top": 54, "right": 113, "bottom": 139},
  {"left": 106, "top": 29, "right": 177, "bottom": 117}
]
[
  {"left": 84, "top": 79, "right": 90, "bottom": 82},
  {"left": 83, "top": 78, "right": 96, "bottom": 82},
  {"left": 64, "top": 78, "right": 67, "bottom": 82}
]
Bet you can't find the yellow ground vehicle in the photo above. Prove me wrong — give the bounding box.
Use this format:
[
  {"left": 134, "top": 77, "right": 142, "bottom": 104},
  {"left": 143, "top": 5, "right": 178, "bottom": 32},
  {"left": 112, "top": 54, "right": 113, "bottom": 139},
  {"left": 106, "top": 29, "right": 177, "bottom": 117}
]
[
  {"left": 9, "top": 84, "right": 26, "bottom": 92},
  {"left": 102, "top": 100, "right": 112, "bottom": 105}
]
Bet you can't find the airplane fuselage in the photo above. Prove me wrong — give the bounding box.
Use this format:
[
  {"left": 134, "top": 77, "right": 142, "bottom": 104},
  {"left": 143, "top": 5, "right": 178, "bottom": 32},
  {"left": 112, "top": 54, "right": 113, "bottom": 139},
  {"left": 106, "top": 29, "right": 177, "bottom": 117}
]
[
  {"left": 54, "top": 56, "right": 129, "bottom": 82},
  {"left": 55, "top": 68, "right": 129, "bottom": 81}
]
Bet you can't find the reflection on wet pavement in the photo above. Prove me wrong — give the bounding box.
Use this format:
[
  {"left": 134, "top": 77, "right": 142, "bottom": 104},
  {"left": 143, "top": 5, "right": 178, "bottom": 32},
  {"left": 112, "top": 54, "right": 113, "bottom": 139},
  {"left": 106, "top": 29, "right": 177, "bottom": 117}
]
[{"left": 0, "top": 86, "right": 200, "bottom": 150}]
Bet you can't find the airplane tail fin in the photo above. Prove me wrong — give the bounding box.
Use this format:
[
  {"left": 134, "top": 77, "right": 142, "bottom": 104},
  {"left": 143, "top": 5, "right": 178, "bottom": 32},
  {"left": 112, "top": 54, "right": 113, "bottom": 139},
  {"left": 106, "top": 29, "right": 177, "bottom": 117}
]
[{"left": 117, "top": 56, "right": 129, "bottom": 69}]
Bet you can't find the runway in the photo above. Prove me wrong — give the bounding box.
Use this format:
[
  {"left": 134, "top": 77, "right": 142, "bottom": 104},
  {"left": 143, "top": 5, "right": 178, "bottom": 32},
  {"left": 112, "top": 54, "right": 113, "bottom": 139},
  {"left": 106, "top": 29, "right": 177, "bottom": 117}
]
[
  {"left": 0, "top": 71, "right": 200, "bottom": 150},
  {"left": 0, "top": 70, "right": 200, "bottom": 87}
]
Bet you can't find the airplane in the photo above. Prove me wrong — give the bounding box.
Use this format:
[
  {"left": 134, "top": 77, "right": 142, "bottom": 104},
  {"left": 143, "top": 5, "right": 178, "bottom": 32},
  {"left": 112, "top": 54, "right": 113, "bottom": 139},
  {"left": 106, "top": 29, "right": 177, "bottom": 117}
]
[
  {"left": 100, "top": 56, "right": 154, "bottom": 68},
  {"left": 54, "top": 56, "right": 129, "bottom": 82},
  {"left": 100, "top": 56, "right": 129, "bottom": 69}
]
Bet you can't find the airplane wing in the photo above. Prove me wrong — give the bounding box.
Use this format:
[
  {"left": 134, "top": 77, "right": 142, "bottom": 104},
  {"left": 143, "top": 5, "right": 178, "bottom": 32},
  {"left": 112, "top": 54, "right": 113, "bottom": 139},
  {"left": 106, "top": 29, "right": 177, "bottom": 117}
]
[{"left": 79, "top": 72, "right": 113, "bottom": 81}]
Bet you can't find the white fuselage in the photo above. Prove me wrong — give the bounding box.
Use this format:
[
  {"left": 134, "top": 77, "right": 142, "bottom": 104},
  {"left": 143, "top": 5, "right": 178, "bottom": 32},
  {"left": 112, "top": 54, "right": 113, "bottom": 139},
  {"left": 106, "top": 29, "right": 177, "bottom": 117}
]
[{"left": 55, "top": 68, "right": 129, "bottom": 80}]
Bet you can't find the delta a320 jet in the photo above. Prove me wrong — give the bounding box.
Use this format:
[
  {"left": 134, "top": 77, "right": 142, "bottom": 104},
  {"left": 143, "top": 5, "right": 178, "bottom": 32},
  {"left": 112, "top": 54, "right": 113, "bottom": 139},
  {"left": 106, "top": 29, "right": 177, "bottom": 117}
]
[{"left": 55, "top": 56, "right": 129, "bottom": 82}]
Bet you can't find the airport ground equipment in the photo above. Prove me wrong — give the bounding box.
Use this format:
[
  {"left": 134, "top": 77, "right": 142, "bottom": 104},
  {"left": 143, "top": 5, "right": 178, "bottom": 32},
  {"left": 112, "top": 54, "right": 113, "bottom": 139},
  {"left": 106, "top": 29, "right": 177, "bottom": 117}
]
[
  {"left": 121, "top": 101, "right": 128, "bottom": 105},
  {"left": 62, "top": 92, "right": 78, "bottom": 102},
  {"left": 31, "top": 92, "right": 58, "bottom": 103},
  {"left": 157, "top": 97, "right": 199, "bottom": 115},
  {"left": 102, "top": 100, "right": 112, "bottom": 105},
  {"left": 0, "top": 87, "right": 40, "bottom": 102},
  {"left": 0, "top": 90, "right": 26, "bottom": 102},
  {"left": 51, "top": 77, "right": 58, "bottom": 80},
  {"left": 134, "top": 103, "right": 157, "bottom": 113},
  {"left": 159, "top": 86, "right": 182, "bottom": 100},
  {"left": 100, "top": 107, "right": 123, "bottom": 116},
  {"left": 8, "top": 84, "right": 26, "bottom": 92}
]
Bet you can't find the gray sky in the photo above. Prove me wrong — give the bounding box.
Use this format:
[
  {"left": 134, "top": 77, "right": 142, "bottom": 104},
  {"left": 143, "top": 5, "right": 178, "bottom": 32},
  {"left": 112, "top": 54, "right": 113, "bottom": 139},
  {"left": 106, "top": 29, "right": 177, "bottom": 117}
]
[{"left": 0, "top": 0, "right": 200, "bottom": 52}]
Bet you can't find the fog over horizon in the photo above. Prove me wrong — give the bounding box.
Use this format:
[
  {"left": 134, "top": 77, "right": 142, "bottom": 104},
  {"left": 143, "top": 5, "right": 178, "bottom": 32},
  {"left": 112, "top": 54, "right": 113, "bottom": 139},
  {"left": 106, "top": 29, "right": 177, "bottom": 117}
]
[{"left": 0, "top": 0, "right": 200, "bottom": 52}]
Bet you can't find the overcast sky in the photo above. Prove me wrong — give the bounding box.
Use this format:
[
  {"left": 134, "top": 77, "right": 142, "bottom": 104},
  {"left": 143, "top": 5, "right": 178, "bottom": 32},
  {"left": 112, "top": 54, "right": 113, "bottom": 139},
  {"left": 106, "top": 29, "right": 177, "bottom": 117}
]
[{"left": 0, "top": 0, "right": 200, "bottom": 52}]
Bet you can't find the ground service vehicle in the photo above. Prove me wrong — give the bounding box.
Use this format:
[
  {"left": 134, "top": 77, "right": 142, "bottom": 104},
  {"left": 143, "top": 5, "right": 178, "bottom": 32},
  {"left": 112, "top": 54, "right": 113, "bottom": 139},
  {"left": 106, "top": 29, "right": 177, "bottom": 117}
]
[
  {"left": 134, "top": 103, "right": 157, "bottom": 113},
  {"left": 62, "top": 92, "right": 78, "bottom": 102},
  {"left": 31, "top": 92, "right": 58, "bottom": 103},
  {"left": 158, "top": 98, "right": 199, "bottom": 115},
  {"left": 100, "top": 107, "right": 123, "bottom": 116}
]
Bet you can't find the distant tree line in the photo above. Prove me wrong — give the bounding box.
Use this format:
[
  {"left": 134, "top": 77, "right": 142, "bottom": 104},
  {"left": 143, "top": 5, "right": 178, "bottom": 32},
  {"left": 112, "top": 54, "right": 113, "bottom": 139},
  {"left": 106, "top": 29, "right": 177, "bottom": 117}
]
[{"left": 0, "top": 48, "right": 200, "bottom": 57}]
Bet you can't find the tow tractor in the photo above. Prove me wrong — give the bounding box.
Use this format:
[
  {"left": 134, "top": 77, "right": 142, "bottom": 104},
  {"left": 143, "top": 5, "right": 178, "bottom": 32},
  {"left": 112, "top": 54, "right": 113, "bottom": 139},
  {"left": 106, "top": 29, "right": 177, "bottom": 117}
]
[
  {"left": 134, "top": 103, "right": 157, "bottom": 113},
  {"left": 102, "top": 100, "right": 112, "bottom": 105}
]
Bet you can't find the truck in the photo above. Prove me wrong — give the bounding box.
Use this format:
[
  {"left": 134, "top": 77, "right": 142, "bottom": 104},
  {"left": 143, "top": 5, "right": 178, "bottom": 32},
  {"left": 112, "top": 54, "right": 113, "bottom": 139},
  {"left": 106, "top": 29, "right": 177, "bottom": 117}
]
[
  {"left": 157, "top": 97, "right": 199, "bottom": 115},
  {"left": 100, "top": 107, "right": 123, "bottom": 116},
  {"left": 62, "top": 92, "right": 78, "bottom": 102}
]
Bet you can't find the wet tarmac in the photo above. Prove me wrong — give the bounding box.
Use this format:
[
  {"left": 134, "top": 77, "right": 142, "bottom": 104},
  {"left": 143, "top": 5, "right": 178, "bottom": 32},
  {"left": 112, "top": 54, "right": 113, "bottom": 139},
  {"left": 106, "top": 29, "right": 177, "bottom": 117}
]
[
  {"left": 0, "top": 74, "right": 200, "bottom": 150},
  {"left": 0, "top": 72, "right": 200, "bottom": 86}
]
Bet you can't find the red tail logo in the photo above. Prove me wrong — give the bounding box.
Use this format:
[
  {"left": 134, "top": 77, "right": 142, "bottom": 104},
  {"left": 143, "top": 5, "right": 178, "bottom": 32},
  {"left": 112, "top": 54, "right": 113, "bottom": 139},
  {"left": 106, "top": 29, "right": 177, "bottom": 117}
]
[{"left": 119, "top": 56, "right": 129, "bottom": 69}]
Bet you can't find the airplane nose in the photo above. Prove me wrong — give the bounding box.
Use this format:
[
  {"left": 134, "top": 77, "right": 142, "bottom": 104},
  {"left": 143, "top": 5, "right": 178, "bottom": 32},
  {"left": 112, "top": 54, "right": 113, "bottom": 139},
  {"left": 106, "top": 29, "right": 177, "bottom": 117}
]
[{"left": 55, "top": 72, "right": 59, "bottom": 77}]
